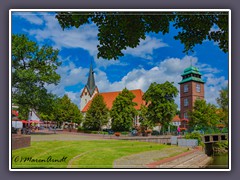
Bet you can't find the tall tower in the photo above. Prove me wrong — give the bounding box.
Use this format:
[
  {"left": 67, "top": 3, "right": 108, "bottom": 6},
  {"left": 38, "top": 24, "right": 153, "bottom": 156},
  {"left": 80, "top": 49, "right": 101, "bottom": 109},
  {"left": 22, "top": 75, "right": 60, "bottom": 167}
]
[
  {"left": 80, "top": 63, "right": 99, "bottom": 111},
  {"left": 178, "top": 66, "right": 205, "bottom": 129}
]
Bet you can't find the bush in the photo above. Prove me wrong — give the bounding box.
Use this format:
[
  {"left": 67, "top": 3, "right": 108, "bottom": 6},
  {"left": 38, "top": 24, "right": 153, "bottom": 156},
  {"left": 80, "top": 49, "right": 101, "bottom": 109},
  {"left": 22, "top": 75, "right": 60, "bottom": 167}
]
[
  {"left": 185, "top": 131, "right": 203, "bottom": 146},
  {"left": 83, "top": 130, "right": 92, "bottom": 133},
  {"left": 91, "top": 131, "right": 98, "bottom": 134},
  {"left": 77, "top": 126, "right": 84, "bottom": 132},
  {"left": 120, "top": 131, "right": 129, "bottom": 135}
]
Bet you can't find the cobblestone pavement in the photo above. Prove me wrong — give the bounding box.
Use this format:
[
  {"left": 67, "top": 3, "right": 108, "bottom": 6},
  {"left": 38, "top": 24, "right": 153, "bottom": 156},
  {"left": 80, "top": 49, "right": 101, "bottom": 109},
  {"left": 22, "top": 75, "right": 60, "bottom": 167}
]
[{"left": 113, "top": 146, "right": 188, "bottom": 168}]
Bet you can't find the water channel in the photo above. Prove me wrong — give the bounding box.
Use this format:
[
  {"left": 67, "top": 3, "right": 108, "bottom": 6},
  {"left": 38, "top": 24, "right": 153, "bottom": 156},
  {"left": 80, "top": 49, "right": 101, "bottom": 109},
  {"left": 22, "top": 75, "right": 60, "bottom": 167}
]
[{"left": 206, "top": 153, "right": 229, "bottom": 169}]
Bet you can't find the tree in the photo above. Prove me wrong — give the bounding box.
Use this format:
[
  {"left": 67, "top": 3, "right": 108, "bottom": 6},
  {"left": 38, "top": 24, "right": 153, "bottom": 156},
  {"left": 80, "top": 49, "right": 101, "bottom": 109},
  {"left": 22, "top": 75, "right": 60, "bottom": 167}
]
[
  {"left": 55, "top": 95, "right": 83, "bottom": 126},
  {"left": 83, "top": 94, "right": 109, "bottom": 131},
  {"left": 12, "top": 34, "right": 61, "bottom": 116},
  {"left": 216, "top": 87, "right": 229, "bottom": 126},
  {"left": 56, "top": 11, "right": 228, "bottom": 60},
  {"left": 188, "top": 99, "right": 220, "bottom": 132},
  {"left": 143, "top": 81, "right": 178, "bottom": 133},
  {"left": 138, "top": 105, "right": 154, "bottom": 134},
  {"left": 110, "top": 88, "right": 138, "bottom": 131}
]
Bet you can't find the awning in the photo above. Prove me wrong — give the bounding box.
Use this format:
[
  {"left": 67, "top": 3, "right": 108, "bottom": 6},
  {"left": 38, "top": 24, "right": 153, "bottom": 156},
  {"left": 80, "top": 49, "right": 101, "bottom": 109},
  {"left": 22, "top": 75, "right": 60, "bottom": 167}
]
[
  {"left": 21, "top": 120, "right": 28, "bottom": 124},
  {"left": 29, "top": 120, "right": 43, "bottom": 124}
]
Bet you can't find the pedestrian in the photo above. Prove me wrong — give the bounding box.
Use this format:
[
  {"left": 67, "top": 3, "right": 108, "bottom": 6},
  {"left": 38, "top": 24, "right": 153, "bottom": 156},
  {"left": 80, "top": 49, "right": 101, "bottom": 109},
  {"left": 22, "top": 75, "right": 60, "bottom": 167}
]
[{"left": 177, "top": 127, "right": 180, "bottom": 135}]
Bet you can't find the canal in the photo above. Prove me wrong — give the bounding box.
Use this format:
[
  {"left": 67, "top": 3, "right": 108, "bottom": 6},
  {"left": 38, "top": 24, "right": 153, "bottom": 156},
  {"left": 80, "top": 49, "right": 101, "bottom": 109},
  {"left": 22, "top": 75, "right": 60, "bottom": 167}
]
[{"left": 206, "top": 153, "right": 229, "bottom": 169}]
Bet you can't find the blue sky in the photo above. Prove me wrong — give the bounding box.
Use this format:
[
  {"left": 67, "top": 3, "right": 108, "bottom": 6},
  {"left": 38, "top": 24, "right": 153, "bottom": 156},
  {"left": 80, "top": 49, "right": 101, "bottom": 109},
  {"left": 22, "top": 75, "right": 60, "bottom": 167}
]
[{"left": 11, "top": 11, "right": 229, "bottom": 108}]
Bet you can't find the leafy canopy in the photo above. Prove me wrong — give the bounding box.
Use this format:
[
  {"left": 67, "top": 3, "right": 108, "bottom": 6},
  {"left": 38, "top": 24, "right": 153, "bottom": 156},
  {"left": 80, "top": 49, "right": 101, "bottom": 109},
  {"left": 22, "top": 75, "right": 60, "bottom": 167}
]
[
  {"left": 110, "top": 88, "right": 138, "bottom": 131},
  {"left": 12, "top": 34, "right": 61, "bottom": 116},
  {"left": 216, "top": 86, "right": 229, "bottom": 126},
  {"left": 56, "top": 11, "right": 228, "bottom": 60},
  {"left": 188, "top": 99, "right": 220, "bottom": 131},
  {"left": 83, "top": 94, "right": 109, "bottom": 131},
  {"left": 143, "top": 81, "right": 178, "bottom": 130},
  {"left": 54, "top": 95, "right": 83, "bottom": 124},
  {"left": 138, "top": 105, "right": 154, "bottom": 130}
]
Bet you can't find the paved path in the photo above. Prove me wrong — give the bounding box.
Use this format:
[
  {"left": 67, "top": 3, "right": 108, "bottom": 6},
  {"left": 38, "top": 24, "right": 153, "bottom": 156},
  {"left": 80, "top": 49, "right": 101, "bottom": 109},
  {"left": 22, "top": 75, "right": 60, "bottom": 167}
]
[
  {"left": 113, "top": 146, "right": 188, "bottom": 168},
  {"left": 30, "top": 133, "right": 109, "bottom": 141}
]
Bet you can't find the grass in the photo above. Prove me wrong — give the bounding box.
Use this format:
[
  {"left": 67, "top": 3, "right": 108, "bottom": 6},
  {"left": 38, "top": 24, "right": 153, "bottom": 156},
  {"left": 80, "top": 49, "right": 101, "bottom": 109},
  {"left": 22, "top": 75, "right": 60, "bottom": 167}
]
[{"left": 12, "top": 140, "right": 175, "bottom": 169}]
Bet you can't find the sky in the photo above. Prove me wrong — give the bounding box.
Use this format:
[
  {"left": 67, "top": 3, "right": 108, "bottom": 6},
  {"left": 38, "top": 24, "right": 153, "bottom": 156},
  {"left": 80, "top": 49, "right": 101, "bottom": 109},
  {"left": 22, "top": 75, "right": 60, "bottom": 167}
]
[{"left": 11, "top": 11, "right": 229, "bottom": 109}]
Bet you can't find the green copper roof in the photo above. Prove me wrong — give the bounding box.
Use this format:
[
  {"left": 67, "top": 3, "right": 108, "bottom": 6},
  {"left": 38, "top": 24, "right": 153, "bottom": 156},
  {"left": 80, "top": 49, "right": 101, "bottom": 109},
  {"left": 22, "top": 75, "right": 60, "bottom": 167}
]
[
  {"left": 178, "top": 77, "right": 205, "bottom": 84},
  {"left": 86, "top": 63, "right": 97, "bottom": 96},
  {"left": 181, "top": 66, "right": 202, "bottom": 76}
]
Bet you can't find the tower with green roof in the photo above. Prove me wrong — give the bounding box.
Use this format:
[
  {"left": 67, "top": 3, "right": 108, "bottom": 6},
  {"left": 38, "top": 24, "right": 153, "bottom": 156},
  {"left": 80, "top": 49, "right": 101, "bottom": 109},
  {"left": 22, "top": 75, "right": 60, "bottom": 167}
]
[{"left": 178, "top": 66, "right": 205, "bottom": 129}]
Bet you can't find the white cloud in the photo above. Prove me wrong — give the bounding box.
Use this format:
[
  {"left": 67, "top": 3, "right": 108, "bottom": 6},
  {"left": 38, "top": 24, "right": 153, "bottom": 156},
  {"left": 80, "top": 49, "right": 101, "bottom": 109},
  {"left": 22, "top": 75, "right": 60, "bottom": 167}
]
[
  {"left": 94, "top": 55, "right": 227, "bottom": 108},
  {"left": 123, "top": 36, "right": 168, "bottom": 59},
  {"left": 44, "top": 55, "right": 227, "bottom": 108},
  {"left": 45, "top": 56, "right": 89, "bottom": 107},
  {"left": 13, "top": 12, "right": 44, "bottom": 25},
  {"left": 65, "top": 91, "right": 81, "bottom": 107},
  {"left": 22, "top": 13, "right": 168, "bottom": 68}
]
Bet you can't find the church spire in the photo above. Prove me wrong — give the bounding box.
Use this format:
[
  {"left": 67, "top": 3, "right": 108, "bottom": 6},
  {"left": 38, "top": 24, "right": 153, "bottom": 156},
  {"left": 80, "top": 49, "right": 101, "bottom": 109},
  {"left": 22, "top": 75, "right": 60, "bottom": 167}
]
[{"left": 86, "top": 62, "right": 97, "bottom": 97}]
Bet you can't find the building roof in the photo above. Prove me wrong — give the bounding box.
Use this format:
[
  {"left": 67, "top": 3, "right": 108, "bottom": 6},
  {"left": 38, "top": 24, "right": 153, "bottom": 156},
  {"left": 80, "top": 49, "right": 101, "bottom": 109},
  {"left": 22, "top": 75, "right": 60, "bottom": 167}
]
[
  {"left": 179, "top": 76, "right": 205, "bottom": 84},
  {"left": 86, "top": 63, "right": 97, "bottom": 96},
  {"left": 172, "top": 115, "right": 181, "bottom": 122},
  {"left": 179, "top": 65, "right": 205, "bottom": 84},
  {"left": 82, "top": 89, "right": 145, "bottom": 112},
  {"left": 181, "top": 66, "right": 202, "bottom": 76}
]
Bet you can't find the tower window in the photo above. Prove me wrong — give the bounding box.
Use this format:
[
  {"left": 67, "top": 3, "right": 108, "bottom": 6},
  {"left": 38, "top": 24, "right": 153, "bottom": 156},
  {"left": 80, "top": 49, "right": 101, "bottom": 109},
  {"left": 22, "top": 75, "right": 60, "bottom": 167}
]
[
  {"left": 184, "top": 112, "right": 188, "bottom": 119},
  {"left": 85, "top": 99, "right": 87, "bottom": 104},
  {"left": 196, "top": 84, "right": 201, "bottom": 92},
  {"left": 184, "top": 98, "right": 188, "bottom": 106},
  {"left": 85, "top": 92, "right": 87, "bottom": 95},
  {"left": 184, "top": 84, "right": 188, "bottom": 93}
]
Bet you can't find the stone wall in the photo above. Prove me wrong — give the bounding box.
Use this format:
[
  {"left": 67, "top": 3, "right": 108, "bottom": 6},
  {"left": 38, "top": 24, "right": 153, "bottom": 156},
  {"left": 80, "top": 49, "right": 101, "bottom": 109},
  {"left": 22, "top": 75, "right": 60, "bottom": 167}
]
[{"left": 12, "top": 134, "right": 31, "bottom": 150}]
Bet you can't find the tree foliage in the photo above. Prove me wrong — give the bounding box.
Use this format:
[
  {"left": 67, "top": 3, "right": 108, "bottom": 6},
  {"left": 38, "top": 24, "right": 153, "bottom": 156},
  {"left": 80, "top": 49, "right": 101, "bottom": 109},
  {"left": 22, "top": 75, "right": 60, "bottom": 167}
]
[
  {"left": 138, "top": 105, "right": 154, "bottom": 131},
  {"left": 143, "top": 81, "right": 178, "bottom": 132},
  {"left": 189, "top": 99, "right": 220, "bottom": 131},
  {"left": 216, "top": 87, "right": 229, "bottom": 126},
  {"left": 110, "top": 88, "right": 137, "bottom": 131},
  {"left": 83, "top": 94, "right": 109, "bottom": 131},
  {"left": 54, "top": 95, "right": 83, "bottom": 125},
  {"left": 56, "top": 11, "right": 228, "bottom": 60},
  {"left": 12, "top": 34, "right": 61, "bottom": 116}
]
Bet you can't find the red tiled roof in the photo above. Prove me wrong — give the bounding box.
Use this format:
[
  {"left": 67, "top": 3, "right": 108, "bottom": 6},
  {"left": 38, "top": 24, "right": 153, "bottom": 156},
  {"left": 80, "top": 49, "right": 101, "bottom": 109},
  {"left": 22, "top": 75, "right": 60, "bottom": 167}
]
[
  {"left": 82, "top": 89, "right": 145, "bottom": 112},
  {"left": 172, "top": 115, "right": 181, "bottom": 122}
]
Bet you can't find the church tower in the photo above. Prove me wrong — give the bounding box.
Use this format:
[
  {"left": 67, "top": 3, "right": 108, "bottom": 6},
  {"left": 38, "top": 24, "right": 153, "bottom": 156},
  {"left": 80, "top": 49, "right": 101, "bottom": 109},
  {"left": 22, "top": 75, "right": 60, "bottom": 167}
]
[
  {"left": 80, "top": 63, "right": 99, "bottom": 111},
  {"left": 178, "top": 66, "right": 205, "bottom": 129}
]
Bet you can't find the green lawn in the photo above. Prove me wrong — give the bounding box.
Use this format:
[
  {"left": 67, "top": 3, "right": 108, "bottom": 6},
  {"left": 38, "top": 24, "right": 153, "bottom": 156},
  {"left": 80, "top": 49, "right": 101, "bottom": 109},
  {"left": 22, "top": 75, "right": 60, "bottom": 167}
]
[{"left": 12, "top": 140, "right": 173, "bottom": 169}]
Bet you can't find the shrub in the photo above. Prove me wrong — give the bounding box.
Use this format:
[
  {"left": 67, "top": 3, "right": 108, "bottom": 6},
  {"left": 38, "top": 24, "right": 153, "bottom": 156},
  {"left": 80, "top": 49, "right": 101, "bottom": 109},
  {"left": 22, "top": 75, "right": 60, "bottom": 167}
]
[
  {"left": 77, "top": 126, "right": 84, "bottom": 132},
  {"left": 83, "top": 130, "right": 91, "bottom": 133},
  {"left": 120, "top": 131, "right": 129, "bottom": 135},
  {"left": 185, "top": 131, "right": 203, "bottom": 146},
  {"left": 91, "top": 131, "right": 98, "bottom": 134}
]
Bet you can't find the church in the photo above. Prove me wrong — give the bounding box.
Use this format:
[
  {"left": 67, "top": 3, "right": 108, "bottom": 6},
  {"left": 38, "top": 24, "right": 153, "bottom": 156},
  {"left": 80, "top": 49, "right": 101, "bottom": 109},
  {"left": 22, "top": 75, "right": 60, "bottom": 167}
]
[{"left": 80, "top": 63, "right": 205, "bottom": 131}]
